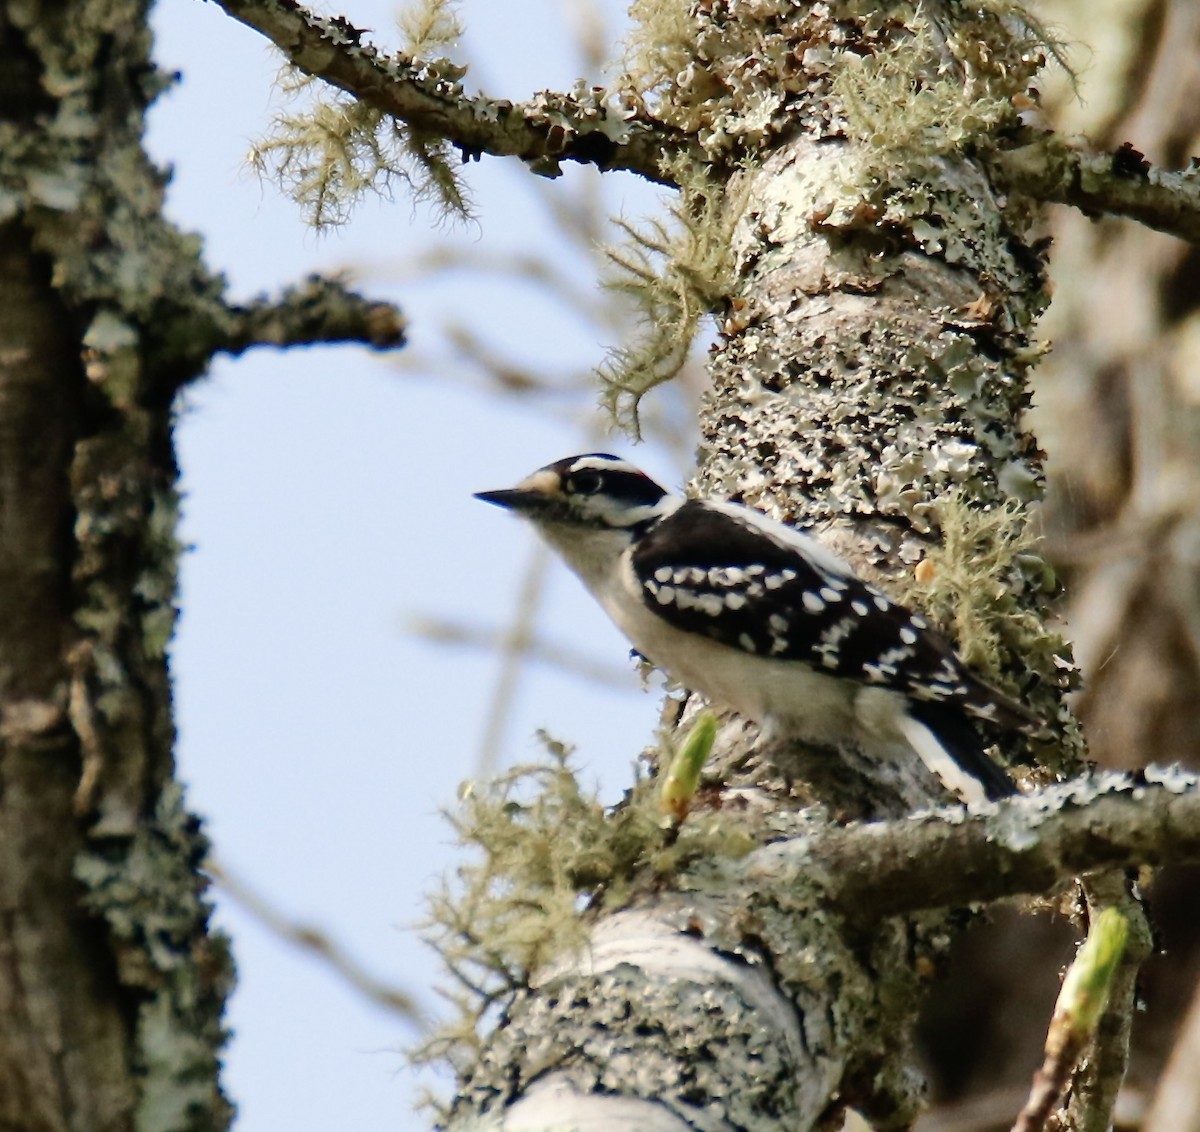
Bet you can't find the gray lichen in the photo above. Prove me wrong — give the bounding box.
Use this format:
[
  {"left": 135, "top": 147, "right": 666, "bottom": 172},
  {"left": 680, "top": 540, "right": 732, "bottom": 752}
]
[{"left": 76, "top": 785, "right": 234, "bottom": 1132}]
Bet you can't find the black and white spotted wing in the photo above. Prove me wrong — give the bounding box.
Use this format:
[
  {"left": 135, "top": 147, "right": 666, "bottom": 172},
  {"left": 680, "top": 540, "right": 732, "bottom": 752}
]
[{"left": 628, "top": 500, "right": 1036, "bottom": 733}]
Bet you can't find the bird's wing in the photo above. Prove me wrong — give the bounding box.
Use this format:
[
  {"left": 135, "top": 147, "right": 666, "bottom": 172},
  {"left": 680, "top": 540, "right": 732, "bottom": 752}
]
[{"left": 629, "top": 500, "right": 1038, "bottom": 733}]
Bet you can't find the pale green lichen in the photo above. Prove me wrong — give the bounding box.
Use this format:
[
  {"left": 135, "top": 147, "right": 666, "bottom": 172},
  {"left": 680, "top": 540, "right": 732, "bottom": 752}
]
[
  {"left": 829, "top": 3, "right": 1059, "bottom": 180},
  {"left": 396, "top": 0, "right": 462, "bottom": 56},
  {"left": 620, "top": 0, "right": 801, "bottom": 153},
  {"left": 904, "top": 496, "right": 1047, "bottom": 674},
  {"left": 899, "top": 496, "right": 1081, "bottom": 771},
  {"left": 968, "top": 0, "right": 1076, "bottom": 83},
  {"left": 412, "top": 733, "right": 762, "bottom": 1105},
  {"left": 599, "top": 162, "right": 747, "bottom": 436},
  {"left": 412, "top": 737, "right": 651, "bottom": 1087},
  {"left": 251, "top": 42, "right": 471, "bottom": 230},
  {"left": 135, "top": 490, "right": 183, "bottom": 662},
  {"left": 621, "top": 0, "right": 697, "bottom": 111},
  {"left": 620, "top": 0, "right": 1056, "bottom": 162},
  {"left": 833, "top": 45, "right": 1011, "bottom": 165}
]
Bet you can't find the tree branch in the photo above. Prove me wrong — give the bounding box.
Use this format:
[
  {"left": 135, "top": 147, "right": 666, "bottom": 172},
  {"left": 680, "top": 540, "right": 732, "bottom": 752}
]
[
  {"left": 806, "top": 771, "right": 1200, "bottom": 919},
  {"left": 1065, "top": 875, "right": 1152, "bottom": 1132},
  {"left": 209, "top": 0, "right": 694, "bottom": 184},
  {"left": 992, "top": 134, "right": 1200, "bottom": 245},
  {"left": 406, "top": 614, "right": 635, "bottom": 690},
  {"left": 142, "top": 275, "right": 405, "bottom": 398},
  {"left": 211, "top": 859, "right": 427, "bottom": 1026},
  {"left": 216, "top": 274, "right": 406, "bottom": 355}
]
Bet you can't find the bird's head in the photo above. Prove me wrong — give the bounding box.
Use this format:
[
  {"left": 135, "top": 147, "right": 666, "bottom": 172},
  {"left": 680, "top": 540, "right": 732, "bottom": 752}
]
[{"left": 475, "top": 454, "right": 673, "bottom": 535}]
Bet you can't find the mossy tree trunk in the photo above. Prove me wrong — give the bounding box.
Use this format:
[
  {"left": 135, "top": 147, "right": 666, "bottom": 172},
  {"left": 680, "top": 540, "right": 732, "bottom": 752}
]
[
  {"left": 437, "top": 5, "right": 1086, "bottom": 1129},
  {"left": 0, "top": 4, "right": 401, "bottom": 1129},
  {"left": 0, "top": 5, "right": 231, "bottom": 1128}
]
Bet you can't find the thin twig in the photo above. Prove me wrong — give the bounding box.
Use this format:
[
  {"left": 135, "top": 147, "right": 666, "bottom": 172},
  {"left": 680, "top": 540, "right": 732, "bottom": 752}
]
[
  {"left": 366, "top": 247, "right": 599, "bottom": 320},
  {"left": 1061, "top": 875, "right": 1152, "bottom": 1132},
  {"left": 217, "top": 274, "right": 407, "bottom": 354},
  {"left": 210, "top": 858, "right": 428, "bottom": 1028},
  {"left": 406, "top": 613, "right": 635, "bottom": 690},
  {"left": 1014, "top": 900, "right": 1135, "bottom": 1132},
  {"left": 476, "top": 542, "right": 551, "bottom": 777}
]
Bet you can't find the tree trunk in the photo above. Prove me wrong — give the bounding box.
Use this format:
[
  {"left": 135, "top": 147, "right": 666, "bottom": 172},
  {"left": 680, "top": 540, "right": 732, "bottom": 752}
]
[
  {"left": 0, "top": 4, "right": 402, "bottom": 1127},
  {"left": 0, "top": 3, "right": 232, "bottom": 1127},
  {"left": 441, "top": 5, "right": 1070, "bottom": 1128}
]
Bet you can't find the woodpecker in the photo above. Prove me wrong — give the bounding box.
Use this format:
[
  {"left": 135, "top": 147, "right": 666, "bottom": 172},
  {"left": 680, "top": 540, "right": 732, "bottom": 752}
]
[{"left": 476, "top": 453, "right": 1041, "bottom": 804}]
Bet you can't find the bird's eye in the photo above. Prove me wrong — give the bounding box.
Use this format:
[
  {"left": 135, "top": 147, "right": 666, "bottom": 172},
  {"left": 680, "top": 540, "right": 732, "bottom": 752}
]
[{"left": 568, "top": 471, "right": 604, "bottom": 495}]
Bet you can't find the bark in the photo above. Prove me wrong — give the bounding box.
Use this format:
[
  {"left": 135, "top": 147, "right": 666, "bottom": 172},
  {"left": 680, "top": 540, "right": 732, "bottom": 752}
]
[
  {"left": 992, "top": 136, "right": 1200, "bottom": 246},
  {"left": 0, "top": 6, "right": 229, "bottom": 1127},
  {"left": 0, "top": 3, "right": 404, "bottom": 1128}
]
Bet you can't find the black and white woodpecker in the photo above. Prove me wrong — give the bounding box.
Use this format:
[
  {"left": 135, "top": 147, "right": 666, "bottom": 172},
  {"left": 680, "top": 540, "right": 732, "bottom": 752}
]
[{"left": 476, "top": 453, "right": 1042, "bottom": 805}]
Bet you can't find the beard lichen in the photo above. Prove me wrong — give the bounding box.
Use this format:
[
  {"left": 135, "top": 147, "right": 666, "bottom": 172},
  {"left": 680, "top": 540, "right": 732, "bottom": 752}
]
[
  {"left": 905, "top": 496, "right": 1048, "bottom": 674},
  {"left": 410, "top": 732, "right": 764, "bottom": 1112},
  {"left": 901, "top": 495, "right": 1081, "bottom": 773},
  {"left": 832, "top": 33, "right": 1012, "bottom": 166},
  {"left": 598, "top": 160, "right": 748, "bottom": 436},
  {"left": 249, "top": 78, "right": 472, "bottom": 230},
  {"left": 249, "top": 0, "right": 471, "bottom": 230},
  {"left": 396, "top": 0, "right": 463, "bottom": 57}
]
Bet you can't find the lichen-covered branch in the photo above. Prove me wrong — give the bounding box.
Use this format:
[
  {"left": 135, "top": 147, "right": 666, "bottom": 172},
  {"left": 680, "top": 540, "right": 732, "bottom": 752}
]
[
  {"left": 210, "top": 0, "right": 695, "bottom": 183},
  {"left": 215, "top": 275, "right": 407, "bottom": 355},
  {"left": 430, "top": 758, "right": 1200, "bottom": 1131},
  {"left": 993, "top": 134, "right": 1200, "bottom": 245},
  {"left": 808, "top": 771, "right": 1199, "bottom": 918}
]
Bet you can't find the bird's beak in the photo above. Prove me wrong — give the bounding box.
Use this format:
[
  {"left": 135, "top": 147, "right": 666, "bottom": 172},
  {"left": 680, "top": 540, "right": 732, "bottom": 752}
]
[
  {"left": 473, "top": 488, "right": 550, "bottom": 514},
  {"left": 475, "top": 469, "right": 565, "bottom": 518}
]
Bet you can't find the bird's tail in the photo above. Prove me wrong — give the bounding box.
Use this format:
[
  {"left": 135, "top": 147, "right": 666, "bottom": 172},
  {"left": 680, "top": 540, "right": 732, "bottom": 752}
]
[{"left": 900, "top": 700, "right": 1018, "bottom": 804}]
